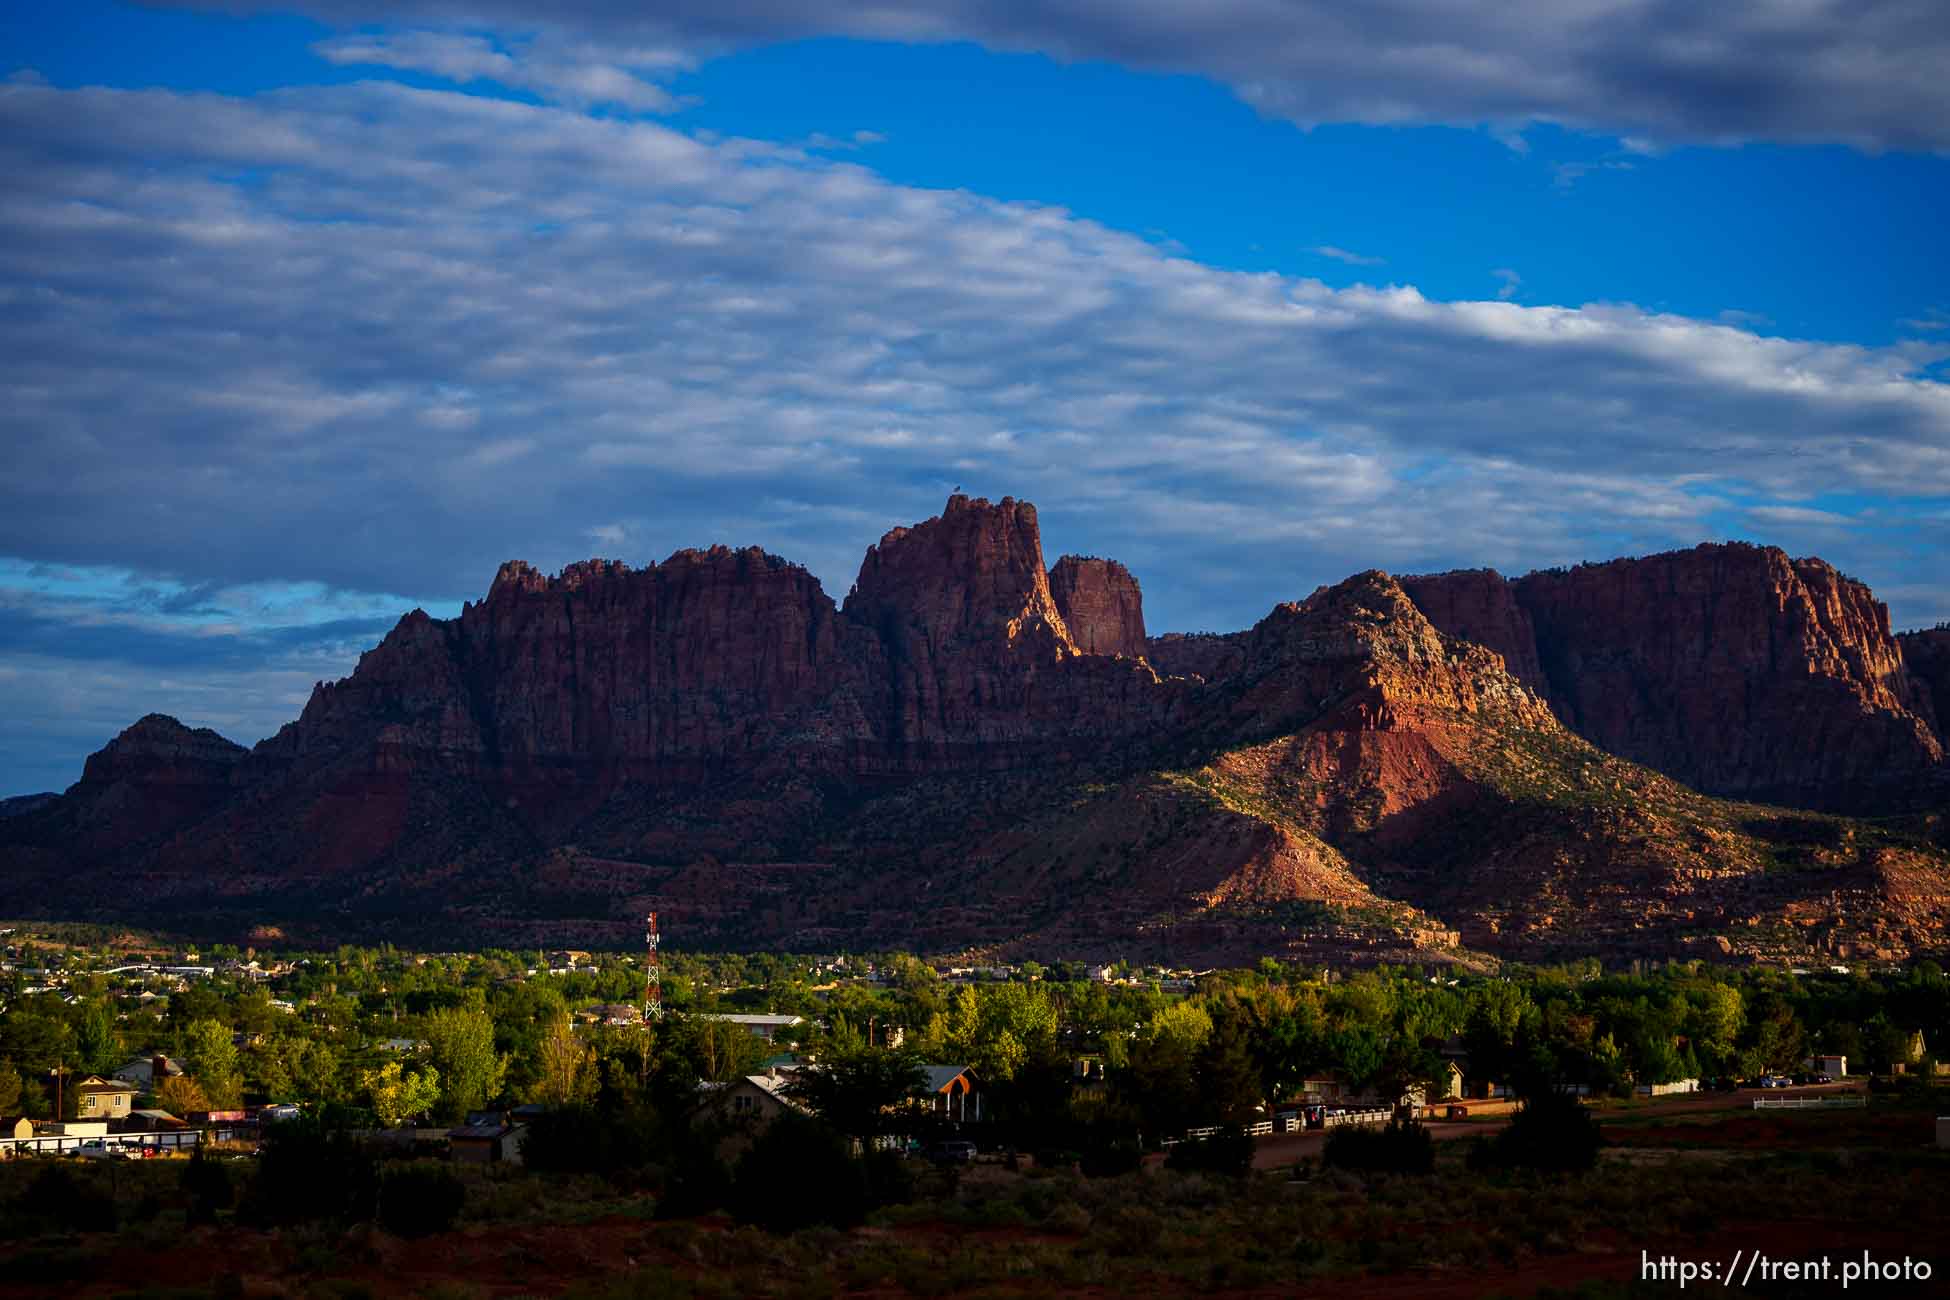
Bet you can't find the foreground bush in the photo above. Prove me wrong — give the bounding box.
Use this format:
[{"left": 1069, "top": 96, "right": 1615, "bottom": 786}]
[
  {"left": 182, "top": 1146, "right": 233, "bottom": 1224},
  {"left": 378, "top": 1162, "right": 467, "bottom": 1237},
  {"left": 656, "top": 1143, "right": 732, "bottom": 1220},
  {"left": 243, "top": 1118, "right": 379, "bottom": 1225},
  {"left": 1164, "top": 1128, "right": 1255, "bottom": 1178},
  {"left": 1469, "top": 1091, "right": 1602, "bottom": 1173},
  {"left": 522, "top": 1103, "right": 664, "bottom": 1178},
  {"left": 14, "top": 1164, "right": 118, "bottom": 1231},
  {"left": 1323, "top": 1118, "right": 1434, "bottom": 1175},
  {"left": 729, "top": 1114, "right": 867, "bottom": 1232}
]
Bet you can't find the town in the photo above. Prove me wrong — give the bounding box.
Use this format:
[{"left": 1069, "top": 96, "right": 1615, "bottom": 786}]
[{"left": 1, "top": 920, "right": 1947, "bottom": 1293}]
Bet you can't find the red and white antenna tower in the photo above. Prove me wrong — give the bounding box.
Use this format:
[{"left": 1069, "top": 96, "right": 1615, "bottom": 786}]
[{"left": 645, "top": 911, "right": 662, "bottom": 1020}]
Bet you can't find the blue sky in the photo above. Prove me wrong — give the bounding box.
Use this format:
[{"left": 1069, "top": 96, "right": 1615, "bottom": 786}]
[{"left": 2, "top": 0, "right": 1948, "bottom": 793}]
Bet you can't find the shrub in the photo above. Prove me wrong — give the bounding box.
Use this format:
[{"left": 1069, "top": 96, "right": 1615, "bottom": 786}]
[
  {"left": 377, "top": 1163, "right": 467, "bottom": 1238},
  {"left": 728, "top": 1114, "right": 867, "bottom": 1233},
  {"left": 1322, "top": 1118, "right": 1434, "bottom": 1175},
  {"left": 243, "top": 1118, "right": 379, "bottom": 1226},
  {"left": 182, "top": 1146, "right": 233, "bottom": 1224},
  {"left": 16, "top": 1164, "right": 118, "bottom": 1231},
  {"left": 521, "top": 1104, "right": 662, "bottom": 1178},
  {"left": 861, "top": 1146, "right": 916, "bottom": 1209},
  {"left": 1469, "top": 1091, "right": 1602, "bottom": 1173},
  {"left": 1164, "top": 1128, "right": 1255, "bottom": 1178},
  {"left": 655, "top": 1144, "right": 732, "bottom": 1220},
  {"left": 1078, "top": 1139, "right": 1144, "bottom": 1178}
]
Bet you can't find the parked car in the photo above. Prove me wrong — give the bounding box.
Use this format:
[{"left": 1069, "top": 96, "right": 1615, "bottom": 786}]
[
  {"left": 75, "top": 1140, "right": 139, "bottom": 1161},
  {"left": 1809, "top": 1073, "right": 1834, "bottom": 1085}
]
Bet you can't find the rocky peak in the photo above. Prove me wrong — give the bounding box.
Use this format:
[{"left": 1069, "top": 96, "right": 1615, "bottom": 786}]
[
  {"left": 844, "top": 494, "right": 1074, "bottom": 656},
  {"left": 1227, "top": 572, "right": 1554, "bottom": 737},
  {"left": 79, "top": 714, "right": 246, "bottom": 787},
  {"left": 487, "top": 559, "right": 550, "bottom": 600},
  {"left": 1049, "top": 555, "right": 1147, "bottom": 658}
]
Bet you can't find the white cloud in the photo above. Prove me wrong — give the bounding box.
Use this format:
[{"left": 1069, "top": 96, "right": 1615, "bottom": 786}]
[
  {"left": 197, "top": 0, "right": 1950, "bottom": 151},
  {"left": 1492, "top": 268, "right": 1522, "bottom": 300},
  {"left": 1311, "top": 245, "right": 1385, "bottom": 267},
  {"left": 1, "top": 73, "right": 1946, "bottom": 646},
  {"left": 313, "top": 29, "right": 694, "bottom": 113},
  {"left": 1552, "top": 159, "right": 1634, "bottom": 190}
]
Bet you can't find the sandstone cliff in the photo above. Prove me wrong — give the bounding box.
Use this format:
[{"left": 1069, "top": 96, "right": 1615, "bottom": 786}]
[
  {"left": 1048, "top": 555, "right": 1147, "bottom": 658},
  {"left": 1144, "top": 631, "right": 1248, "bottom": 682},
  {"left": 1397, "top": 568, "right": 1546, "bottom": 693},
  {"left": 1404, "top": 544, "right": 1943, "bottom": 809},
  {"left": 1899, "top": 627, "right": 1950, "bottom": 737},
  {"left": 8, "top": 498, "right": 1950, "bottom": 967}
]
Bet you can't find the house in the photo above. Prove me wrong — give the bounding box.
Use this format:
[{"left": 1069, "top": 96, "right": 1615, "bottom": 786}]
[
  {"left": 706, "top": 1072, "right": 804, "bottom": 1125},
  {"left": 376, "top": 1038, "right": 429, "bottom": 1054},
  {"left": 448, "top": 1110, "right": 529, "bottom": 1164},
  {"left": 113, "top": 1054, "right": 184, "bottom": 1089},
  {"left": 118, "top": 1109, "right": 189, "bottom": 1134},
  {"left": 1299, "top": 1076, "right": 1355, "bottom": 1103},
  {"left": 921, "top": 1066, "right": 981, "bottom": 1123},
  {"left": 701, "top": 1013, "right": 805, "bottom": 1044},
  {"left": 74, "top": 1075, "right": 138, "bottom": 1121},
  {"left": 2, "top": 1116, "right": 31, "bottom": 1141},
  {"left": 1810, "top": 1054, "right": 1848, "bottom": 1077},
  {"left": 577, "top": 1003, "right": 643, "bottom": 1026}
]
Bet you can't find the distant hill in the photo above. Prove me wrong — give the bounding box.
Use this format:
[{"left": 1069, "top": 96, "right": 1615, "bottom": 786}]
[
  {"left": 0, "top": 793, "right": 58, "bottom": 820},
  {"left": 5, "top": 493, "right": 1946, "bottom": 965}
]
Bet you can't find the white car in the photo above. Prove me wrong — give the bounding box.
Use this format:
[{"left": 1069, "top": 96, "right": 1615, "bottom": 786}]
[{"left": 75, "top": 1139, "right": 141, "bottom": 1161}]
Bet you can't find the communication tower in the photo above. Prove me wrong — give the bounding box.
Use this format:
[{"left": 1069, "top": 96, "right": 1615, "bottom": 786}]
[{"left": 645, "top": 910, "right": 662, "bottom": 1020}]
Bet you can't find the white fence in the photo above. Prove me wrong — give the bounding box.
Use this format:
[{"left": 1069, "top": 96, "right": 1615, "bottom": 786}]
[
  {"left": 1321, "top": 1107, "right": 1392, "bottom": 1130},
  {"left": 1160, "top": 1120, "right": 1274, "bottom": 1148},
  {"left": 0, "top": 1127, "right": 246, "bottom": 1158},
  {"left": 1752, "top": 1096, "right": 1866, "bottom": 1111}
]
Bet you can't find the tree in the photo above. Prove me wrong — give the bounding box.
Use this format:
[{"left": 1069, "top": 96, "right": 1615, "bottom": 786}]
[
  {"left": 1119, "top": 1001, "right": 1212, "bottom": 1139},
  {"left": 156, "top": 1074, "right": 210, "bottom": 1117},
  {"left": 423, "top": 1005, "right": 508, "bottom": 1122},
  {"left": 534, "top": 1018, "right": 599, "bottom": 1108},
  {"left": 0, "top": 1060, "right": 20, "bottom": 1114},
  {"left": 1194, "top": 1008, "right": 1265, "bottom": 1127},
  {"left": 362, "top": 1061, "right": 441, "bottom": 1129},
  {"left": 72, "top": 1000, "right": 119, "bottom": 1073},
  {"left": 786, "top": 1043, "right": 927, "bottom": 1142},
  {"left": 182, "top": 1019, "right": 242, "bottom": 1108},
  {"left": 916, "top": 983, "right": 1059, "bottom": 1084}
]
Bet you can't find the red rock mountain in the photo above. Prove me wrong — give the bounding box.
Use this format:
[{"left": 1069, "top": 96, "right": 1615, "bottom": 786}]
[
  {"left": 6, "top": 499, "right": 1948, "bottom": 965},
  {"left": 1401, "top": 544, "right": 1944, "bottom": 810},
  {"left": 1048, "top": 555, "right": 1147, "bottom": 658},
  {"left": 1899, "top": 627, "right": 1950, "bottom": 743}
]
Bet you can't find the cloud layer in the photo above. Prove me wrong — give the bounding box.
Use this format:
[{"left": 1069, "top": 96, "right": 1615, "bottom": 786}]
[
  {"left": 3, "top": 63, "right": 1948, "bottom": 786},
  {"left": 179, "top": 0, "right": 1950, "bottom": 151}
]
